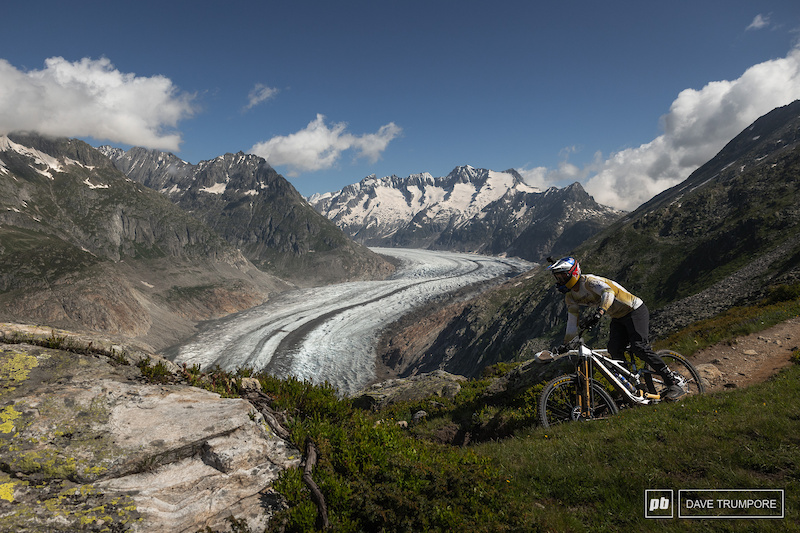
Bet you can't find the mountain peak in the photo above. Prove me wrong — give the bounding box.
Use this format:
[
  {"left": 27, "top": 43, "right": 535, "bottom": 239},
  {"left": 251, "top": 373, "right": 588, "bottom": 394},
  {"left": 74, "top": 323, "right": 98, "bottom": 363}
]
[{"left": 308, "top": 166, "right": 618, "bottom": 260}]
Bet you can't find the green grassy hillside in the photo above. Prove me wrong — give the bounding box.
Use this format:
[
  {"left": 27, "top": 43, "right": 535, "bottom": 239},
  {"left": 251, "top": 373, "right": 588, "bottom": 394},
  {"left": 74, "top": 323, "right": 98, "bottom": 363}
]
[{"left": 260, "top": 348, "right": 799, "bottom": 532}]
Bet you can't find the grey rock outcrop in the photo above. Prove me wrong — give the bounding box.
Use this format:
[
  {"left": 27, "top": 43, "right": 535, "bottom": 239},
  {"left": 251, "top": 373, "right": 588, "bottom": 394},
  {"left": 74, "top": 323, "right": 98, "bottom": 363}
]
[
  {"left": 352, "top": 370, "right": 467, "bottom": 410},
  {"left": 482, "top": 356, "right": 574, "bottom": 398},
  {"left": 0, "top": 324, "right": 299, "bottom": 532}
]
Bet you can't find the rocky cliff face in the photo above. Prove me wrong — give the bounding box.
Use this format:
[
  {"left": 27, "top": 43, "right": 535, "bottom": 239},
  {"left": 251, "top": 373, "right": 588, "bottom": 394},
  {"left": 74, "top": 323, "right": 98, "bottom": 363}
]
[
  {"left": 0, "top": 324, "right": 300, "bottom": 532},
  {"left": 1, "top": 135, "right": 232, "bottom": 263}
]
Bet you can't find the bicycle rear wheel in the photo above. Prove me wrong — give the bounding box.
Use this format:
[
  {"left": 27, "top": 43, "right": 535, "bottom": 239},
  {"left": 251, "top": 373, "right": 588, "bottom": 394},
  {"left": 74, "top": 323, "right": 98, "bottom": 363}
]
[
  {"left": 652, "top": 349, "right": 705, "bottom": 397},
  {"left": 539, "top": 374, "right": 619, "bottom": 428}
]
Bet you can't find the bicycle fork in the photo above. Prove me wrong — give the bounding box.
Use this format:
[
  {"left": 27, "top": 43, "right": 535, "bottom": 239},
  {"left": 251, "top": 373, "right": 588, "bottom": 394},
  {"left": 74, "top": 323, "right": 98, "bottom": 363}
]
[{"left": 578, "top": 358, "right": 592, "bottom": 419}]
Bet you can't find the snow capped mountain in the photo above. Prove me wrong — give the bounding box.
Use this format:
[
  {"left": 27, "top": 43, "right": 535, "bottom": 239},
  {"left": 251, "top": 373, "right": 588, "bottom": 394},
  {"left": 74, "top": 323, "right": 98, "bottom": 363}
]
[
  {"left": 308, "top": 165, "right": 623, "bottom": 262},
  {"left": 309, "top": 166, "right": 539, "bottom": 243}
]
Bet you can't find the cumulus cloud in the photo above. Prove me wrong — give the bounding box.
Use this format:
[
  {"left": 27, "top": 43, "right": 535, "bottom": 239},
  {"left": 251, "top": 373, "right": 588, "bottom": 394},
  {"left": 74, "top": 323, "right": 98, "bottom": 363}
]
[
  {"left": 0, "top": 56, "right": 195, "bottom": 150},
  {"left": 249, "top": 114, "right": 402, "bottom": 175},
  {"left": 542, "top": 47, "right": 800, "bottom": 211},
  {"left": 244, "top": 83, "right": 279, "bottom": 111}
]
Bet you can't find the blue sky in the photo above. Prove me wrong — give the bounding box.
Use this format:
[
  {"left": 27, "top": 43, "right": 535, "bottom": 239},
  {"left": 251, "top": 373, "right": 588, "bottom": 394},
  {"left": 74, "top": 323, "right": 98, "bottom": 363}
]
[{"left": 2, "top": 1, "right": 800, "bottom": 210}]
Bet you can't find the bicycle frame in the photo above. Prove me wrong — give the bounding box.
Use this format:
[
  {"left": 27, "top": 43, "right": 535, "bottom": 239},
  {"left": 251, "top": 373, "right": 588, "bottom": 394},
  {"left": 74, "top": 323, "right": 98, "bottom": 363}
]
[
  {"left": 564, "top": 339, "right": 664, "bottom": 410},
  {"left": 539, "top": 324, "right": 703, "bottom": 428}
]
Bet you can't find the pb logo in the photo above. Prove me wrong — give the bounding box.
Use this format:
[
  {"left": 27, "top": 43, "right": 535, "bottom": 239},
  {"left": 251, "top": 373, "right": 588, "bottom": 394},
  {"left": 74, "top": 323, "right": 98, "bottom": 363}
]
[
  {"left": 650, "top": 497, "right": 670, "bottom": 511},
  {"left": 645, "top": 490, "right": 674, "bottom": 518}
]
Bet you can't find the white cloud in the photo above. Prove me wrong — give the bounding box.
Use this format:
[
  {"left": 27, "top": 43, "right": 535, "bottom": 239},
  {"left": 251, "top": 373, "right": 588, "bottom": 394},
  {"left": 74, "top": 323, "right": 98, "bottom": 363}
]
[
  {"left": 516, "top": 165, "right": 550, "bottom": 189},
  {"left": 517, "top": 154, "right": 589, "bottom": 190},
  {"left": 244, "top": 83, "right": 279, "bottom": 111},
  {"left": 0, "top": 56, "right": 194, "bottom": 150},
  {"left": 249, "top": 114, "right": 402, "bottom": 175},
  {"left": 571, "top": 47, "right": 800, "bottom": 211},
  {"left": 746, "top": 14, "right": 771, "bottom": 31}
]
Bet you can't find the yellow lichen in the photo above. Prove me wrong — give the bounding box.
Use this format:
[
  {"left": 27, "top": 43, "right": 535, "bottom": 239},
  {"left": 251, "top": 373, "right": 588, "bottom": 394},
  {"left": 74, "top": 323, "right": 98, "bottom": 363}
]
[
  {"left": 84, "top": 465, "right": 108, "bottom": 477},
  {"left": 13, "top": 449, "right": 78, "bottom": 478},
  {"left": 0, "top": 481, "right": 16, "bottom": 502},
  {"left": 0, "top": 351, "right": 39, "bottom": 383},
  {"left": 0, "top": 351, "right": 40, "bottom": 397},
  {"left": 0, "top": 404, "right": 22, "bottom": 433}
]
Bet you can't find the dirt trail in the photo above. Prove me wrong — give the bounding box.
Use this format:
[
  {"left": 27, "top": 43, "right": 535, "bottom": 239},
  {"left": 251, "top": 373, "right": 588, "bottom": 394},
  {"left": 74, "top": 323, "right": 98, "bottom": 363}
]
[{"left": 686, "top": 316, "right": 800, "bottom": 392}]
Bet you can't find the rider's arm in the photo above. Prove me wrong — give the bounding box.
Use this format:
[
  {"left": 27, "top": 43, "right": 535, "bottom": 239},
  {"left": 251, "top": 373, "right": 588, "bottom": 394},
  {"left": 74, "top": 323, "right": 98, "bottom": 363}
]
[
  {"left": 564, "top": 301, "right": 580, "bottom": 342},
  {"left": 585, "top": 276, "right": 615, "bottom": 313},
  {"left": 598, "top": 289, "right": 614, "bottom": 314},
  {"left": 585, "top": 275, "right": 642, "bottom": 318}
]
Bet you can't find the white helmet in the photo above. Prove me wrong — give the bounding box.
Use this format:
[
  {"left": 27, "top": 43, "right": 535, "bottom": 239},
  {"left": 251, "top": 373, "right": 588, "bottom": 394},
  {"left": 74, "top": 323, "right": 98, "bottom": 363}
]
[{"left": 548, "top": 257, "right": 580, "bottom": 293}]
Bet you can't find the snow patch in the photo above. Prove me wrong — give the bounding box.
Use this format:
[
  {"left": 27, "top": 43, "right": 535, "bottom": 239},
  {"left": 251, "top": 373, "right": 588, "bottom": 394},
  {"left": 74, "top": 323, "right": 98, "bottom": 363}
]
[
  {"left": 83, "top": 178, "right": 109, "bottom": 189},
  {"left": 0, "top": 135, "right": 63, "bottom": 177},
  {"left": 310, "top": 168, "right": 543, "bottom": 240},
  {"left": 200, "top": 182, "right": 227, "bottom": 194}
]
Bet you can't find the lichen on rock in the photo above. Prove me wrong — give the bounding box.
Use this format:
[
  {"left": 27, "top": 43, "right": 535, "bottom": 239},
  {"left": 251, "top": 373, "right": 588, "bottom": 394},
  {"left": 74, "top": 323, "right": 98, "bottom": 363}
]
[{"left": 0, "top": 324, "right": 301, "bottom": 532}]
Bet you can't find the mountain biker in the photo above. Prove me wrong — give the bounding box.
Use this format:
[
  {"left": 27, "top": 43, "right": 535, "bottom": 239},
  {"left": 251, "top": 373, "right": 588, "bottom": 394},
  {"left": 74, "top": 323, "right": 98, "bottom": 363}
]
[{"left": 547, "top": 256, "right": 685, "bottom": 401}]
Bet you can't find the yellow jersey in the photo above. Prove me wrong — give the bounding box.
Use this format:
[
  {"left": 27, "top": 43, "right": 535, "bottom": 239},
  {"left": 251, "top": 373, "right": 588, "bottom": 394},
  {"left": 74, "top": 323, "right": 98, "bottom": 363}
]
[{"left": 564, "top": 274, "right": 643, "bottom": 341}]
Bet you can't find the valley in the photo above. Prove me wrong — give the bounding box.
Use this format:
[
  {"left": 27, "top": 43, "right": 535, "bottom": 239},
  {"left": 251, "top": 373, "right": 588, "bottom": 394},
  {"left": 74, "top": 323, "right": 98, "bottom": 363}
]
[{"left": 167, "top": 248, "right": 533, "bottom": 396}]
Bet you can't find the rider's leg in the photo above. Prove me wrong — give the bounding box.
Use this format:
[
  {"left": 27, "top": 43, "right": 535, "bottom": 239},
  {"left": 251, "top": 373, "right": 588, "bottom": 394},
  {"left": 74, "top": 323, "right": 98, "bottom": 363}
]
[
  {"left": 626, "top": 305, "right": 685, "bottom": 399},
  {"left": 611, "top": 306, "right": 676, "bottom": 383},
  {"left": 607, "top": 319, "right": 628, "bottom": 361}
]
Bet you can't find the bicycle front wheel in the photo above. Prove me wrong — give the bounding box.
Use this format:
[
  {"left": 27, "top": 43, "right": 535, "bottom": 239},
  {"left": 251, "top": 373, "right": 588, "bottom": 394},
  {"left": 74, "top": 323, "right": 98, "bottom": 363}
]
[
  {"left": 539, "top": 374, "right": 619, "bottom": 428},
  {"left": 654, "top": 349, "right": 705, "bottom": 396}
]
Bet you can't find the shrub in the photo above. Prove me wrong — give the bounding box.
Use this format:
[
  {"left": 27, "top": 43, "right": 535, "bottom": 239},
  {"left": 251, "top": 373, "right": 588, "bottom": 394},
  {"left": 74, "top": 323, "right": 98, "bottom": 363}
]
[{"left": 136, "top": 357, "right": 172, "bottom": 383}]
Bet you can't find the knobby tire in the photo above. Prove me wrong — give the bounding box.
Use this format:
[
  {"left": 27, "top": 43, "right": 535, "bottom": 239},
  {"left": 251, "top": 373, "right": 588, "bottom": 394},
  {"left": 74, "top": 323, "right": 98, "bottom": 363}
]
[
  {"left": 653, "top": 349, "right": 705, "bottom": 396},
  {"left": 539, "top": 374, "right": 619, "bottom": 428}
]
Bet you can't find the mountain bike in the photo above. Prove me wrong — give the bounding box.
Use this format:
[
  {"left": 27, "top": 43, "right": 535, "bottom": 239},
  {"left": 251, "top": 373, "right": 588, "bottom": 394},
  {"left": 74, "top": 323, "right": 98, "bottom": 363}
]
[{"left": 537, "top": 327, "right": 705, "bottom": 428}]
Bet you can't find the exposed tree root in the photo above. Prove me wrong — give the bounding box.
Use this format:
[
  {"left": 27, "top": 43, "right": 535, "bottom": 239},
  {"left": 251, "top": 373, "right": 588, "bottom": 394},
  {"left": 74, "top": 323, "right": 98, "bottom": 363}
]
[{"left": 303, "top": 438, "right": 330, "bottom": 530}]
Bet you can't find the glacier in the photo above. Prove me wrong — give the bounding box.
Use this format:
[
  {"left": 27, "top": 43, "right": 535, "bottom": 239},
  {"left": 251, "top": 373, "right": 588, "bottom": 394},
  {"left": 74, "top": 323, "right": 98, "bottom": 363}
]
[{"left": 169, "top": 248, "right": 533, "bottom": 395}]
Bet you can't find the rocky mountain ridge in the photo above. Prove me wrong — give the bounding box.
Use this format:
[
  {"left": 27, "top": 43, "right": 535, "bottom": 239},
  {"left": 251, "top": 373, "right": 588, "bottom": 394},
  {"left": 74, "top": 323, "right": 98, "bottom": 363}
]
[
  {"left": 308, "top": 166, "right": 623, "bottom": 262},
  {"left": 99, "top": 145, "right": 393, "bottom": 286},
  {"left": 0, "top": 134, "right": 290, "bottom": 349}
]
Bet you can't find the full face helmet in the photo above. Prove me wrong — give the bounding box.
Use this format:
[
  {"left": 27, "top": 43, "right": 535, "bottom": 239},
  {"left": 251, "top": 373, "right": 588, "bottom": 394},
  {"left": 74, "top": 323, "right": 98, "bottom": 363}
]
[{"left": 548, "top": 257, "right": 580, "bottom": 293}]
